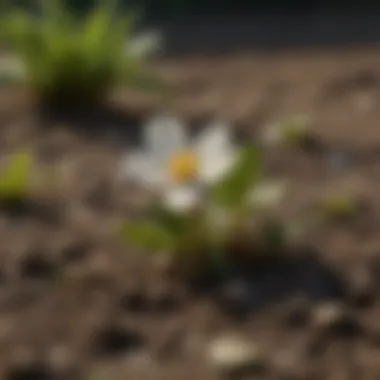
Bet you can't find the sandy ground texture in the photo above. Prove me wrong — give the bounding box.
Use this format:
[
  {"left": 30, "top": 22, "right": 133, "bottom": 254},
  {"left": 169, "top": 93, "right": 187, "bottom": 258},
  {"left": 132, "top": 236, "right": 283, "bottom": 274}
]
[{"left": 2, "top": 47, "right": 380, "bottom": 379}]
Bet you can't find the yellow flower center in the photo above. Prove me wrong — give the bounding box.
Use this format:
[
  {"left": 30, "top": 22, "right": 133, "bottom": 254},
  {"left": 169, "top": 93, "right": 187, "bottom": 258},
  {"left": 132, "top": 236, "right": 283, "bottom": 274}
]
[{"left": 168, "top": 150, "right": 198, "bottom": 183}]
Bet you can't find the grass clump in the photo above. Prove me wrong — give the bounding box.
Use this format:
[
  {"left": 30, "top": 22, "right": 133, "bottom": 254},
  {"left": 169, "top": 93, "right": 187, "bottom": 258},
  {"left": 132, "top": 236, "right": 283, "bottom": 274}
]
[{"left": 0, "top": 0, "right": 165, "bottom": 107}]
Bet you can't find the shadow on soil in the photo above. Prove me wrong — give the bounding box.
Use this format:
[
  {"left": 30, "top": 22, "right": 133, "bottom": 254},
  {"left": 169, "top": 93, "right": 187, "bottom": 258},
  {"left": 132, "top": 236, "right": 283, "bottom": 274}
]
[
  {"left": 0, "top": 198, "right": 61, "bottom": 225},
  {"left": 207, "top": 247, "right": 348, "bottom": 318},
  {"left": 38, "top": 103, "right": 149, "bottom": 150}
]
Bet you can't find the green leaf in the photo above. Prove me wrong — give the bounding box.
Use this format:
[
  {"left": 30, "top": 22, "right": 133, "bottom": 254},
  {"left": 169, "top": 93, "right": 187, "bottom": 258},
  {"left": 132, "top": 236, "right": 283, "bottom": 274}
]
[
  {"left": 149, "top": 202, "right": 213, "bottom": 254},
  {"left": 0, "top": 151, "right": 32, "bottom": 200},
  {"left": 148, "top": 203, "right": 189, "bottom": 234},
  {"left": 2, "top": 9, "right": 34, "bottom": 51},
  {"left": 120, "top": 221, "right": 175, "bottom": 251},
  {"left": 211, "top": 145, "right": 262, "bottom": 208},
  {"left": 82, "top": 2, "right": 114, "bottom": 55}
]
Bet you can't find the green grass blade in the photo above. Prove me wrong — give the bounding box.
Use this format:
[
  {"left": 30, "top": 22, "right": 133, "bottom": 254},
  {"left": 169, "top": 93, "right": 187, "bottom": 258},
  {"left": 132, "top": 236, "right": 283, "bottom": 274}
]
[
  {"left": 0, "top": 151, "right": 32, "bottom": 201},
  {"left": 120, "top": 221, "right": 176, "bottom": 252}
]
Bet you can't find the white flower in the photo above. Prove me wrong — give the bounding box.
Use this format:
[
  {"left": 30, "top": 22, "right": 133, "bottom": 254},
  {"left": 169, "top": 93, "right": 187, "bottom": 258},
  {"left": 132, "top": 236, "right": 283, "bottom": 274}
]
[{"left": 121, "top": 115, "right": 237, "bottom": 213}]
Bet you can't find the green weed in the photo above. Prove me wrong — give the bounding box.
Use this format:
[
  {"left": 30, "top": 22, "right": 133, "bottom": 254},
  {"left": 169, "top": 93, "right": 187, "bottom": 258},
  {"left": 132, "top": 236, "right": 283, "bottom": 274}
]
[{"left": 0, "top": 0, "right": 166, "bottom": 106}]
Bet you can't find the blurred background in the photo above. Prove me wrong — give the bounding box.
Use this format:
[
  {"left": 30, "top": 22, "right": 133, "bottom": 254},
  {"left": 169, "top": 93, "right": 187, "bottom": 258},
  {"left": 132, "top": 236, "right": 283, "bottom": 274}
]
[
  {"left": 1, "top": 1, "right": 380, "bottom": 380},
  {"left": 7, "top": 0, "right": 380, "bottom": 53}
]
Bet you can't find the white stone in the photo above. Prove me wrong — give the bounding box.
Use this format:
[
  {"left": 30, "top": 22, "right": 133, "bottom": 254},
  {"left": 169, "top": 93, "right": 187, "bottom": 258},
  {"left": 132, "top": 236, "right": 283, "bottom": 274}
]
[
  {"left": 312, "top": 302, "right": 344, "bottom": 328},
  {"left": 207, "top": 335, "right": 263, "bottom": 373}
]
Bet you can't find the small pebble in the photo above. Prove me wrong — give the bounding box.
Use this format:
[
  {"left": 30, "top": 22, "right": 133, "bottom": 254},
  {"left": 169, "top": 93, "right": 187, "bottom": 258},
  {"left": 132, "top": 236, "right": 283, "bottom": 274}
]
[
  {"left": 355, "top": 93, "right": 375, "bottom": 113},
  {"left": 312, "top": 302, "right": 363, "bottom": 339},
  {"left": 260, "top": 122, "right": 282, "bottom": 146},
  {"left": 312, "top": 302, "right": 345, "bottom": 328},
  {"left": 207, "top": 335, "right": 266, "bottom": 378},
  {"left": 326, "top": 151, "right": 352, "bottom": 174}
]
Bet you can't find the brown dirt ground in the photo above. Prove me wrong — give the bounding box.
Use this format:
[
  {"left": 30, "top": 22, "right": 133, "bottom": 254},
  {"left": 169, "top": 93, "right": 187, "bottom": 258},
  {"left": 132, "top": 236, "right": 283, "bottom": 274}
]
[{"left": 2, "top": 47, "right": 380, "bottom": 380}]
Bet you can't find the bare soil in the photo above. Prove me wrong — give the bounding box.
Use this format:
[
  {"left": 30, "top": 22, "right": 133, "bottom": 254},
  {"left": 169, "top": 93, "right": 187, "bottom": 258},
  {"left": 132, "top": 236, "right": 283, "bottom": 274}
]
[{"left": 2, "top": 47, "right": 380, "bottom": 380}]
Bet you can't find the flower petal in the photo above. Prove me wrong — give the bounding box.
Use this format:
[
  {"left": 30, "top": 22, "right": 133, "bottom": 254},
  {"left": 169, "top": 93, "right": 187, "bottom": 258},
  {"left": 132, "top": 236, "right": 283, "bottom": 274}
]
[
  {"left": 195, "top": 121, "right": 237, "bottom": 183},
  {"left": 195, "top": 121, "right": 233, "bottom": 156},
  {"left": 144, "top": 114, "right": 188, "bottom": 161},
  {"left": 163, "top": 185, "right": 201, "bottom": 213},
  {"left": 199, "top": 151, "right": 237, "bottom": 184},
  {"left": 120, "top": 150, "right": 166, "bottom": 187}
]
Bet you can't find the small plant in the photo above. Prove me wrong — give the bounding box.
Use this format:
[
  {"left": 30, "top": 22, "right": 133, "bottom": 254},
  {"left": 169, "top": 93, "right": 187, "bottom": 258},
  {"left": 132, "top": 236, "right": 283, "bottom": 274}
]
[
  {"left": 320, "top": 193, "right": 358, "bottom": 221},
  {"left": 261, "top": 114, "right": 313, "bottom": 147},
  {"left": 0, "top": 150, "right": 33, "bottom": 205},
  {"left": 0, "top": 0, "right": 165, "bottom": 106},
  {"left": 119, "top": 116, "right": 288, "bottom": 280}
]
